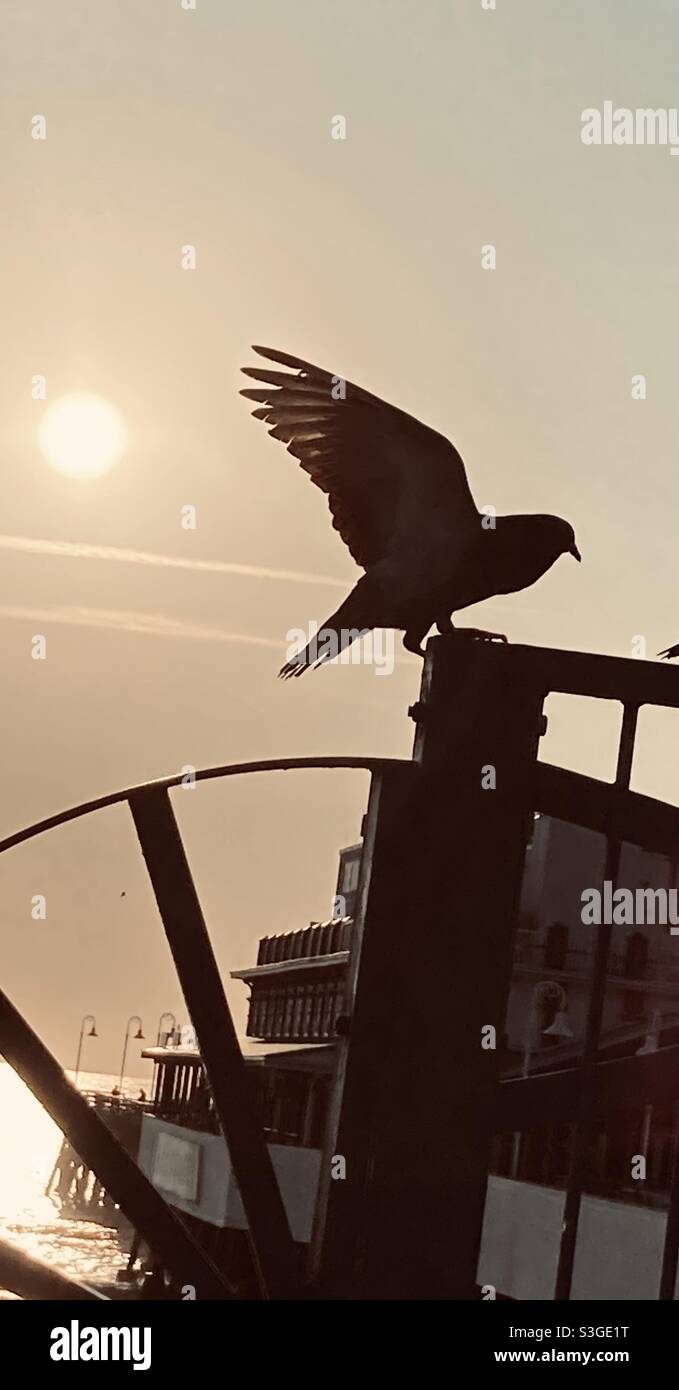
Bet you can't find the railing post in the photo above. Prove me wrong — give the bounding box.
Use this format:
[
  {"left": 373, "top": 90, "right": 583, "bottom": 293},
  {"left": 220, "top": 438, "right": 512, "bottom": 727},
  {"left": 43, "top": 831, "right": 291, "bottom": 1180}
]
[
  {"left": 659, "top": 1104, "right": 679, "bottom": 1299},
  {"left": 554, "top": 703, "right": 639, "bottom": 1299},
  {"left": 315, "top": 636, "right": 546, "bottom": 1298},
  {"left": 130, "top": 787, "right": 299, "bottom": 1300}
]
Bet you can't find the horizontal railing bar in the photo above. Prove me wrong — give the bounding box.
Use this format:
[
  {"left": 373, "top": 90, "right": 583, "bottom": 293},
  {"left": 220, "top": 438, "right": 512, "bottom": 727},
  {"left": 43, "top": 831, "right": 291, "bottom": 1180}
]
[
  {"left": 0, "top": 1232, "right": 109, "bottom": 1301},
  {"left": 2, "top": 750, "right": 677, "bottom": 870},
  {"left": 534, "top": 762, "right": 679, "bottom": 856},
  {"left": 231, "top": 951, "right": 350, "bottom": 981},
  {"left": 0, "top": 757, "right": 414, "bottom": 857},
  {"left": 506, "top": 643, "right": 679, "bottom": 709},
  {"left": 495, "top": 1043, "right": 679, "bottom": 1130}
]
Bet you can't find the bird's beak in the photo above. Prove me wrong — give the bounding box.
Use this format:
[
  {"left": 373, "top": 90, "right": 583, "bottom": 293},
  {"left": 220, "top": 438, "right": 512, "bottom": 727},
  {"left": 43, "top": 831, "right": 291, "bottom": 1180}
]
[{"left": 569, "top": 543, "right": 581, "bottom": 562}]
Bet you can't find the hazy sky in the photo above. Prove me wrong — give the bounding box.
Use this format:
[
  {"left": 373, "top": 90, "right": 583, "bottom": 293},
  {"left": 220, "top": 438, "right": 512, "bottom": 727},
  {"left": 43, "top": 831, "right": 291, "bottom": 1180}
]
[{"left": 2, "top": 0, "right": 679, "bottom": 1071}]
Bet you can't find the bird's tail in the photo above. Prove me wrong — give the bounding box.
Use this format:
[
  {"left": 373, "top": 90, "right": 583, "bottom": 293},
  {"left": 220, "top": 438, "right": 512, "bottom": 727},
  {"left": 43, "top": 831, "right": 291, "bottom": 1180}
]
[
  {"left": 658, "top": 644, "right": 679, "bottom": 661},
  {"left": 279, "top": 579, "right": 374, "bottom": 679}
]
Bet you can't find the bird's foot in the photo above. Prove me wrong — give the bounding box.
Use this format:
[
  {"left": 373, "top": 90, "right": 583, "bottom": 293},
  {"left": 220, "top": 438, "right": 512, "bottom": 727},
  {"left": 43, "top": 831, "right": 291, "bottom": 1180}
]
[
  {"left": 278, "top": 656, "right": 307, "bottom": 679},
  {"left": 451, "top": 626, "right": 508, "bottom": 644},
  {"left": 403, "top": 632, "right": 427, "bottom": 658}
]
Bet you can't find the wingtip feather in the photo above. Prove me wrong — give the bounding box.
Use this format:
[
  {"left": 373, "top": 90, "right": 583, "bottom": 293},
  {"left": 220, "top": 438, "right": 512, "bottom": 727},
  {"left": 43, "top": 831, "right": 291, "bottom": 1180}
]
[{"left": 252, "top": 345, "right": 308, "bottom": 369}]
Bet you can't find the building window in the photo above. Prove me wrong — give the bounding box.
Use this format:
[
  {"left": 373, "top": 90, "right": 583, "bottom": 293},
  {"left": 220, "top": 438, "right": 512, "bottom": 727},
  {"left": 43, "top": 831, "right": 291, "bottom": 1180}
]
[{"left": 341, "top": 856, "right": 359, "bottom": 895}]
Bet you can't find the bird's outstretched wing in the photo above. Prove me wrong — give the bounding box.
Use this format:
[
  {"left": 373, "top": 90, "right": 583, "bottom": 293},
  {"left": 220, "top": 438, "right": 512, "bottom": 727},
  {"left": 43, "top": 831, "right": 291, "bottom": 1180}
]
[
  {"left": 240, "top": 347, "right": 478, "bottom": 568},
  {"left": 658, "top": 643, "right": 679, "bottom": 660}
]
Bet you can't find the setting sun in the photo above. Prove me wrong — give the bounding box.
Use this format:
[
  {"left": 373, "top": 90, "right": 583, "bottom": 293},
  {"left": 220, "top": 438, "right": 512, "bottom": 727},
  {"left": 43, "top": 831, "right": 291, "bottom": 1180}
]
[{"left": 39, "top": 393, "right": 127, "bottom": 479}]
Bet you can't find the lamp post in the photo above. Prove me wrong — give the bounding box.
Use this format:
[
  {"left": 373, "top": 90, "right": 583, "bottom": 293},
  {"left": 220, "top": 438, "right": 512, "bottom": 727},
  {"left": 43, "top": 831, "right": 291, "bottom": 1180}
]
[
  {"left": 636, "top": 1008, "right": 661, "bottom": 1056},
  {"left": 636, "top": 1009, "right": 662, "bottom": 1169},
  {"left": 156, "top": 1011, "right": 176, "bottom": 1046},
  {"left": 118, "top": 1016, "right": 144, "bottom": 1096},
  {"left": 512, "top": 981, "right": 573, "bottom": 1177},
  {"left": 74, "top": 1014, "right": 98, "bottom": 1084}
]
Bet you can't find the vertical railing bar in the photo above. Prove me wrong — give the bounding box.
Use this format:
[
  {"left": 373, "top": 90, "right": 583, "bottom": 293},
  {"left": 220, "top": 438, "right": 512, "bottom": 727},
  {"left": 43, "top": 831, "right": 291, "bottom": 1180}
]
[
  {"left": 129, "top": 787, "right": 299, "bottom": 1301},
  {"left": 306, "top": 767, "right": 384, "bottom": 1283},
  {"left": 554, "top": 701, "right": 639, "bottom": 1300},
  {"left": 658, "top": 1103, "right": 679, "bottom": 1298},
  {"left": 0, "top": 988, "right": 232, "bottom": 1299},
  {"left": 313, "top": 639, "right": 545, "bottom": 1297}
]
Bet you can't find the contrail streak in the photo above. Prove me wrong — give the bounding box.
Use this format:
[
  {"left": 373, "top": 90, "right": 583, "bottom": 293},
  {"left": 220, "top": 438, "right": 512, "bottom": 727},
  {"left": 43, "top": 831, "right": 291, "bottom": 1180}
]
[
  {"left": 0, "top": 536, "right": 541, "bottom": 621},
  {"left": 0, "top": 604, "right": 283, "bottom": 648},
  {"left": 0, "top": 534, "right": 349, "bottom": 590}
]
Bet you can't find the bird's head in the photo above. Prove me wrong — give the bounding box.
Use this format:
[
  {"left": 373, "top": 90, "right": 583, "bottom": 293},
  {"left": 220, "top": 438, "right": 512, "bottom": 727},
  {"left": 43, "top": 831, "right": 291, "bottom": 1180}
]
[{"left": 541, "top": 515, "right": 581, "bottom": 563}]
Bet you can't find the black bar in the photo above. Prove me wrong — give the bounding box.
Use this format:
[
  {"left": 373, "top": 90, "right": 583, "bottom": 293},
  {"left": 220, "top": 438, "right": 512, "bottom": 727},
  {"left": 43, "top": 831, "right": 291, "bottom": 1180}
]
[
  {"left": 318, "top": 638, "right": 546, "bottom": 1298},
  {"left": 496, "top": 1044, "right": 679, "bottom": 1130},
  {"left": 554, "top": 704, "right": 638, "bottom": 1300},
  {"left": 513, "top": 643, "right": 679, "bottom": 708},
  {"left": 130, "top": 788, "right": 299, "bottom": 1301},
  {"left": 0, "top": 1232, "right": 108, "bottom": 1301},
  {"left": 535, "top": 762, "right": 679, "bottom": 857},
  {"left": 659, "top": 1105, "right": 679, "bottom": 1299},
  {"left": 0, "top": 990, "right": 231, "bottom": 1300},
  {"left": 306, "top": 769, "right": 384, "bottom": 1280}
]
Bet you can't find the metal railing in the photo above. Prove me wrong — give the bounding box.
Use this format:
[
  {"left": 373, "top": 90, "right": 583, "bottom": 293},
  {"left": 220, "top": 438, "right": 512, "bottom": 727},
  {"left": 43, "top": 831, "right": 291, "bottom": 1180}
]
[
  {"left": 482, "top": 643, "right": 679, "bottom": 1300},
  {"left": 0, "top": 755, "right": 413, "bottom": 1301},
  {"left": 2, "top": 640, "right": 679, "bottom": 1300}
]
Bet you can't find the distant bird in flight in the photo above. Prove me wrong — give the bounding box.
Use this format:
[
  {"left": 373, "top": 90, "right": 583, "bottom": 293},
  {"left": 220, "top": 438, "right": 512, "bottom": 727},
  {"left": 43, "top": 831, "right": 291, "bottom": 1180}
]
[
  {"left": 240, "top": 347, "right": 581, "bottom": 677},
  {"left": 658, "top": 643, "right": 679, "bottom": 660}
]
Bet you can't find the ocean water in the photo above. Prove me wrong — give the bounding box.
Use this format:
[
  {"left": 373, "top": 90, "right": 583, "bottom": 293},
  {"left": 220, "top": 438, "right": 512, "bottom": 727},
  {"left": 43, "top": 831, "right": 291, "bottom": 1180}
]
[{"left": 0, "top": 1065, "right": 149, "bottom": 1291}]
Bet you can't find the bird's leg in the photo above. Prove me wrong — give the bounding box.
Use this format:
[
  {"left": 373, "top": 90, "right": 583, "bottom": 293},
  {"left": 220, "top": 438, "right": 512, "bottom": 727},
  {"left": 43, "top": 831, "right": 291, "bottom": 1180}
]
[
  {"left": 403, "top": 626, "right": 429, "bottom": 658},
  {"left": 442, "top": 617, "right": 508, "bottom": 644}
]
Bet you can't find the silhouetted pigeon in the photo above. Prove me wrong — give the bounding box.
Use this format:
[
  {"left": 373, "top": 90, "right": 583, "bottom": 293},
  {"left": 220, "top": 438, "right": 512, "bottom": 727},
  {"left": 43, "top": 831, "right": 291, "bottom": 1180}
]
[
  {"left": 240, "top": 347, "right": 581, "bottom": 677},
  {"left": 658, "top": 643, "right": 679, "bottom": 660}
]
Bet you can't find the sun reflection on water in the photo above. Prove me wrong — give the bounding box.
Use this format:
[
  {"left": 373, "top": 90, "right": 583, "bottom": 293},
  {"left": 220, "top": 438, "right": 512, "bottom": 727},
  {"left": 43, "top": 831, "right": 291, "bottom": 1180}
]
[{"left": 0, "top": 1066, "right": 129, "bottom": 1288}]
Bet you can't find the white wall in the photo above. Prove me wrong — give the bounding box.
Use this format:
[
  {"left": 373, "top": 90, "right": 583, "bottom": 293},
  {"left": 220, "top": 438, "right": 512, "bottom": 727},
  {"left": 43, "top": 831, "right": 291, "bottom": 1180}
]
[
  {"left": 138, "top": 1113, "right": 321, "bottom": 1242},
  {"left": 478, "top": 1176, "right": 675, "bottom": 1300}
]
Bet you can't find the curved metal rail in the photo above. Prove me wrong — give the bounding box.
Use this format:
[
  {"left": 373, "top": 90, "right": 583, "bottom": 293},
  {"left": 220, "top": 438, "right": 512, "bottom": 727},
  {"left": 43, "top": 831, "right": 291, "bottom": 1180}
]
[
  {"left": 0, "top": 755, "right": 416, "bottom": 1301},
  {"left": 0, "top": 756, "right": 411, "bottom": 855},
  {"left": 0, "top": 1231, "right": 109, "bottom": 1302}
]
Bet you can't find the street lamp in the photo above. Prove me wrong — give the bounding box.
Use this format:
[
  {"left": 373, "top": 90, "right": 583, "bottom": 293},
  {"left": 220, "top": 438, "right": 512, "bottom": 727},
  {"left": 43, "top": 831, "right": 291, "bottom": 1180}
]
[
  {"left": 636, "top": 1010, "right": 662, "bottom": 1167},
  {"left": 636, "top": 1008, "right": 661, "bottom": 1056},
  {"left": 156, "top": 1011, "right": 176, "bottom": 1046},
  {"left": 118, "top": 1016, "right": 144, "bottom": 1096},
  {"left": 542, "top": 1010, "right": 575, "bottom": 1040},
  {"left": 74, "top": 1014, "right": 98, "bottom": 1084},
  {"left": 521, "top": 981, "right": 573, "bottom": 1077}
]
